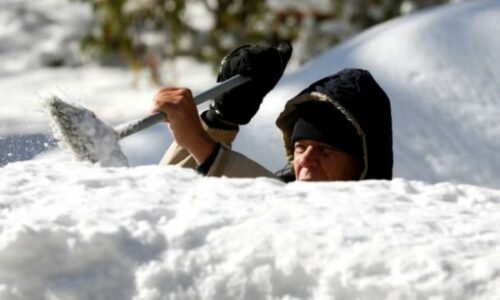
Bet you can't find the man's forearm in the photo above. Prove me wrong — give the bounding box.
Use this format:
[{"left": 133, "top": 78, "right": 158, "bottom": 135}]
[{"left": 184, "top": 130, "right": 218, "bottom": 165}]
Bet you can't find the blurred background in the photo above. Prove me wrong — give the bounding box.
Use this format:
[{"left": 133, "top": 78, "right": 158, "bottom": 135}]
[
  {"left": 2, "top": 0, "right": 465, "bottom": 85},
  {"left": 72, "top": 0, "right": 458, "bottom": 79},
  {"left": 55, "top": 0, "right": 464, "bottom": 82}
]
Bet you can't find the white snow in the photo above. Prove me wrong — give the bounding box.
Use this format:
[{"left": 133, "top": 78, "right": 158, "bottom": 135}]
[
  {"left": 2, "top": 160, "right": 500, "bottom": 299},
  {"left": 2, "top": 0, "right": 500, "bottom": 299}
]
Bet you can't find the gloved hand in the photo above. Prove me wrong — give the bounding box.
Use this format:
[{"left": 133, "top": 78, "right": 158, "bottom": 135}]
[{"left": 204, "top": 42, "right": 292, "bottom": 128}]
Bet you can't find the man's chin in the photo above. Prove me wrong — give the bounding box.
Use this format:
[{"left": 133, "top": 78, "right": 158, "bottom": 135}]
[{"left": 297, "top": 174, "right": 327, "bottom": 182}]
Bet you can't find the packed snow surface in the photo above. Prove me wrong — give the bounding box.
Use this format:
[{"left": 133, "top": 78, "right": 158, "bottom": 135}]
[{"left": 1, "top": 160, "right": 500, "bottom": 300}]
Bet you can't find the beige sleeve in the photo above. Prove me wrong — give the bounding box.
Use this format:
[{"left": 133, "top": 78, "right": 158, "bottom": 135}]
[
  {"left": 161, "top": 142, "right": 277, "bottom": 179},
  {"left": 159, "top": 121, "right": 239, "bottom": 168},
  {"left": 159, "top": 121, "right": 278, "bottom": 180},
  {"left": 205, "top": 146, "right": 278, "bottom": 179}
]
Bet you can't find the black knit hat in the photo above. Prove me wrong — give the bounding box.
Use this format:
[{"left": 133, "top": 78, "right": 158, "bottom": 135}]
[{"left": 290, "top": 102, "right": 363, "bottom": 160}]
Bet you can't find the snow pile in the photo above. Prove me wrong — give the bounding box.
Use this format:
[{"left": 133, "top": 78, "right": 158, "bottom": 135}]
[
  {"left": 1, "top": 160, "right": 500, "bottom": 299},
  {"left": 245, "top": 0, "right": 500, "bottom": 188},
  {"left": 2, "top": 2, "right": 500, "bottom": 299}
]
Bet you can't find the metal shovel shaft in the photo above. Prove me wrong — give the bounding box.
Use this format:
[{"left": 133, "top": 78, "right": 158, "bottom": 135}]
[{"left": 117, "top": 74, "right": 251, "bottom": 139}]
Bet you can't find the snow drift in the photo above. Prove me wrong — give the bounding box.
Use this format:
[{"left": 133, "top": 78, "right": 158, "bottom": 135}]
[
  {"left": 1, "top": 160, "right": 500, "bottom": 299},
  {"left": 2, "top": 1, "right": 500, "bottom": 299},
  {"left": 244, "top": 0, "right": 500, "bottom": 188}
]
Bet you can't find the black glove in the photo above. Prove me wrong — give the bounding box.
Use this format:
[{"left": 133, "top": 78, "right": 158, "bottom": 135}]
[{"left": 204, "top": 42, "right": 292, "bottom": 128}]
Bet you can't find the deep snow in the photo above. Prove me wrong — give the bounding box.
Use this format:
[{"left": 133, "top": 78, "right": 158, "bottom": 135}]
[
  {"left": 2, "top": 1, "right": 500, "bottom": 299},
  {"left": 1, "top": 160, "right": 500, "bottom": 299}
]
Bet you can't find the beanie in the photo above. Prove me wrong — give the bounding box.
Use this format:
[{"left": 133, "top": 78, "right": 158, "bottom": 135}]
[{"left": 290, "top": 102, "right": 363, "bottom": 159}]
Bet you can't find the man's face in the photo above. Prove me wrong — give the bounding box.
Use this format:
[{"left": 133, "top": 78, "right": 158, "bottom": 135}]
[{"left": 293, "top": 139, "right": 362, "bottom": 181}]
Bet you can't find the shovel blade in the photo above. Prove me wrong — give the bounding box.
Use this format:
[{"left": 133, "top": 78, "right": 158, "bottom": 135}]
[{"left": 45, "top": 96, "right": 128, "bottom": 167}]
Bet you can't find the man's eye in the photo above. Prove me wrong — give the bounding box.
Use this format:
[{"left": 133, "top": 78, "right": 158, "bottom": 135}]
[
  {"left": 320, "top": 147, "right": 335, "bottom": 156},
  {"left": 294, "top": 145, "right": 305, "bottom": 153}
]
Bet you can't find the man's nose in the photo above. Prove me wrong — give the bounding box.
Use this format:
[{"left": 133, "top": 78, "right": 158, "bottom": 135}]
[{"left": 299, "top": 146, "right": 319, "bottom": 167}]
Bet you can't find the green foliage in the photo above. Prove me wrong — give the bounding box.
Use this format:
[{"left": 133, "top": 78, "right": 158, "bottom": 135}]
[{"left": 73, "top": 0, "right": 449, "bottom": 83}]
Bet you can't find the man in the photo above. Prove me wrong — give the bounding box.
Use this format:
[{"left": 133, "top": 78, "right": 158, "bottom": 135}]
[{"left": 153, "top": 43, "right": 393, "bottom": 182}]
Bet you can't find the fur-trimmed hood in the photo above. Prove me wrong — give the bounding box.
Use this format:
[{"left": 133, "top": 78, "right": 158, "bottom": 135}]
[{"left": 276, "top": 68, "right": 393, "bottom": 180}]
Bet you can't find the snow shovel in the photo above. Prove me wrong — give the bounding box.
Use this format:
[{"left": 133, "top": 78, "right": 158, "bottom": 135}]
[{"left": 46, "top": 74, "right": 251, "bottom": 167}]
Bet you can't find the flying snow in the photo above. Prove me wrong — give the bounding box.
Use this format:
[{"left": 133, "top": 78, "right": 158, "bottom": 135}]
[{"left": 44, "top": 96, "right": 128, "bottom": 167}]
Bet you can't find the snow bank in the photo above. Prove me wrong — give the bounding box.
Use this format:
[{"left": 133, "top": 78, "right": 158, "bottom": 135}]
[
  {"left": 2, "top": 2, "right": 500, "bottom": 299},
  {"left": 1, "top": 160, "right": 500, "bottom": 299},
  {"left": 245, "top": 0, "right": 500, "bottom": 188}
]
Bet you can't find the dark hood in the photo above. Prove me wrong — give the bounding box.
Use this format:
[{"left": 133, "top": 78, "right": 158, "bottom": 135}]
[{"left": 276, "top": 68, "right": 393, "bottom": 180}]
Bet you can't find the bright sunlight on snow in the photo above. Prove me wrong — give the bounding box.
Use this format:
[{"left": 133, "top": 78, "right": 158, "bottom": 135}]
[
  {"left": 1, "top": 0, "right": 500, "bottom": 299},
  {"left": 1, "top": 160, "right": 500, "bottom": 299}
]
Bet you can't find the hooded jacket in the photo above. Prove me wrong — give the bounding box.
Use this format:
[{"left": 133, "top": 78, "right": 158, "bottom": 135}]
[
  {"left": 160, "top": 68, "right": 393, "bottom": 181},
  {"left": 276, "top": 68, "right": 393, "bottom": 180}
]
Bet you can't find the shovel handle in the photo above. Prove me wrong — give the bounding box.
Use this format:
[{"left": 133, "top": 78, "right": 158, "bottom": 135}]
[{"left": 117, "top": 74, "right": 251, "bottom": 139}]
